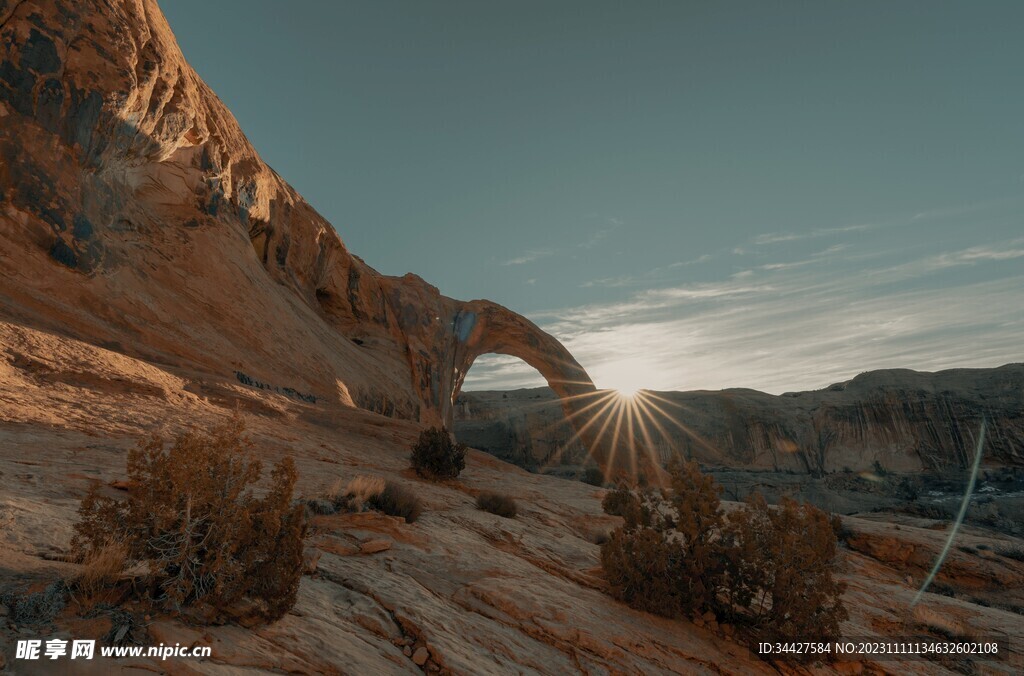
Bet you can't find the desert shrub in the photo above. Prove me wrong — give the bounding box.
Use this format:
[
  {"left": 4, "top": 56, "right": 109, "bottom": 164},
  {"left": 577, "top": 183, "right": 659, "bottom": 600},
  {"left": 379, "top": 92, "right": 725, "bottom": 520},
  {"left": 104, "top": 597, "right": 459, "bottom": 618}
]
[
  {"left": 305, "top": 498, "right": 336, "bottom": 515},
  {"left": 369, "top": 481, "right": 422, "bottom": 523},
  {"left": 600, "top": 462, "right": 846, "bottom": 649},
  {"left": 342, "top": 475, "right": 387, "bottom": 510},
  {"left": 601, "top": 484, "right": 652, "bottom": 527},
  {"left": 0, "top": 581, "right": 68, "bottom": 626},
  {"left": 995, "top": 544, "right": 1024, "bottom": 562},
  {"left": 831, "top": 514, "right": 854, "bottom": 544},
  {"left": 72, "top": 418, "right": 307, "bottom": 624},
  {"left": 601, "top": 461, "right": 724, "bottom": 617},
  {"left": 410, "top": 426, "right": 466, "bottom": 479},
  {"left": 896, "top": 477, "right": 920, "bottom": 501},
  {"left": 476, "top": 491, "right": 517, "bottom": 518},
  {"left": 720, "top": 494, "right": 848, "bottom": 643},
  {"left": 582, "top": 466, "right": 605, "bottom": 487},
  {"left": 326, "top": 475, "right": 421, "bottom": 523}
]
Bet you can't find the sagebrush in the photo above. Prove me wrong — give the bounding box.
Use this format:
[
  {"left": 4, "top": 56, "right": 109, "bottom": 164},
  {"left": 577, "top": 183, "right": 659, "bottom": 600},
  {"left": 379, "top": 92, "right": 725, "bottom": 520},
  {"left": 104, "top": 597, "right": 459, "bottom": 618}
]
[{"left": 72, "top": 418, "right": 307, "bottom": 624}]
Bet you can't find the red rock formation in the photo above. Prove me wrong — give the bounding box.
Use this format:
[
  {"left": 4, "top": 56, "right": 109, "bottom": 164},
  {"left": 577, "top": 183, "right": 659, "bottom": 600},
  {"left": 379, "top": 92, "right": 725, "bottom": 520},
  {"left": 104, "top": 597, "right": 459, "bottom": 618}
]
[{"left": 0, "top": 0, "right": 612, "bottom": 459}]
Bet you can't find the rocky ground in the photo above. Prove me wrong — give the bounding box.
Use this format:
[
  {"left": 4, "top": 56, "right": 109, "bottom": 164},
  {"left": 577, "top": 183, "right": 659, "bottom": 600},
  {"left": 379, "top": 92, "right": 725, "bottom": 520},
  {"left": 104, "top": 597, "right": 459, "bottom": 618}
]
[{"left": 2, "top": 321, "right": 1023, "bottom": 675}]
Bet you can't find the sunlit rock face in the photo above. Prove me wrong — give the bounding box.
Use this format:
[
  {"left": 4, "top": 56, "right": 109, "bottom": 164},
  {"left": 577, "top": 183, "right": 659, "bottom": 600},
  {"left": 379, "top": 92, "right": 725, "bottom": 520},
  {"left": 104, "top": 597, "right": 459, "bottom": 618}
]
[
  {"left": 0, "top": 1, "right": 597, "bottom": 435},
  {"left": 455, "top": 364, "right": 1024, "bottom": 474}
]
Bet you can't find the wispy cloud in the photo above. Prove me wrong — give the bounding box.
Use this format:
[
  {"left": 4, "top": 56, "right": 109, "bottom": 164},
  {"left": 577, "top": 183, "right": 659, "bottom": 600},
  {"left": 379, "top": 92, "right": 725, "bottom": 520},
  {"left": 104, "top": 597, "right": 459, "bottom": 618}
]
[
  {"left": 580, "top": 253, "right": 716, "bottom": 288},
  {"left": 466, "top": 237, "right": 1024, "bottom": 394},
  {"left": 669, "top": 253, "right": 713, "bottom": 268},
  {"left": 752, "top": 222, "right": 874, "bottom": 246},
  {"left": 501, "top": 249, "right": 553, "bottom": 266},
  {"left": 579, "top": 217, "right": 623, "bottom": 249}
]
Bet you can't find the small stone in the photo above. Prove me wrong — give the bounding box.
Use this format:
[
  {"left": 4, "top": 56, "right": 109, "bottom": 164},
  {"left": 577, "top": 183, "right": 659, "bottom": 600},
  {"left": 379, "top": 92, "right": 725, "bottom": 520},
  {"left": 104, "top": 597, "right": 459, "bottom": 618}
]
[
  {"left": 412, "top": 647, "right": 429, "bottom": 666},
  {"left": 0, "top": 604, "right": 9, "bottom": 617},
  {"left": 403, "top": 646, "right": 412, "bottom": 657},
  {"left": 360, "top": 539, "right": 392, "bottom": 555},
  {"left": 702, "top": 610, "right": 716, "bottom": 623}
]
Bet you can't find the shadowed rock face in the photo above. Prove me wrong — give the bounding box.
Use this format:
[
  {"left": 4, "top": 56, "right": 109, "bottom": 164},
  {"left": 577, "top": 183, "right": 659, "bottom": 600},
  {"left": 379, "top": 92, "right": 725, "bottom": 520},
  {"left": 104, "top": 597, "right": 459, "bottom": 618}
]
[
  {"left": 0, "top": 1, "right": 599, "bottom": 441},
  {"left": 455, "top": 364, "right": 1024, "bottom": 474}
]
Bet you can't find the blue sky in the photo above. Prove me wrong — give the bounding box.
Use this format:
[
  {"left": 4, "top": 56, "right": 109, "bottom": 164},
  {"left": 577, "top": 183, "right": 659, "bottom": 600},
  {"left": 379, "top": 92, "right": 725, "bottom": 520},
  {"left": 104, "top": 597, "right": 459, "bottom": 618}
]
[{"left": 162, "top": 1, "right": 1023, "bottom": 393}]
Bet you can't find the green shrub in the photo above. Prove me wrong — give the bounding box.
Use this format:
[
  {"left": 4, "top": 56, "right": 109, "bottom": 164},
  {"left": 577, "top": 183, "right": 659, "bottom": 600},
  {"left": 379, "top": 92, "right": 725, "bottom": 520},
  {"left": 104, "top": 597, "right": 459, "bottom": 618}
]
[
  {"left": 476, "top": 491, "right": 517, "bottom": 518},
  {"left": 72, "top": 418, "right": 307, "bottom": 624},
  {"left": 410, "top": 426, "right": 466, "bottom": 480}
]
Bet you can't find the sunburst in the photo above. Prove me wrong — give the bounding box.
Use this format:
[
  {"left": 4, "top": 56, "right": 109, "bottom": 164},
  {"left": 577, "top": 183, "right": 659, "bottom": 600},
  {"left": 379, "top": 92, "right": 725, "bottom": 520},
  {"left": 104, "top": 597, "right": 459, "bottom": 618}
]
[{"left": 534, "top": 386, "right": 722, "bottom": 487}]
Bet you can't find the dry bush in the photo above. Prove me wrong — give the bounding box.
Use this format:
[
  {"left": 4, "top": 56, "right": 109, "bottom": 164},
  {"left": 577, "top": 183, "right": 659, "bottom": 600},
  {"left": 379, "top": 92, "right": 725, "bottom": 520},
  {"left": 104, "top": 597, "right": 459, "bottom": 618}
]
[
  {"left": 325, "top": 475, "right": 421, "bottom": 523},
  {"left": 0, "top": 581, "right": 68, "bottom": 627},
  {"left": 72, "top": 418, "right": 307, "bottom": 624},
  {"left": 476, "top": 491, "right": 517, "bottom": 518},
  {"left": 344, "top": 475, "right": 386, "bottom": 510},
  {"left": 600, "top": 462, "right": 846, "bottom": 649},
  {"left": 368, "top": 481, "right": 422, "bottom": 523},
  {"left": 410, "top": 426, "right": 466, "bottom": 479}
]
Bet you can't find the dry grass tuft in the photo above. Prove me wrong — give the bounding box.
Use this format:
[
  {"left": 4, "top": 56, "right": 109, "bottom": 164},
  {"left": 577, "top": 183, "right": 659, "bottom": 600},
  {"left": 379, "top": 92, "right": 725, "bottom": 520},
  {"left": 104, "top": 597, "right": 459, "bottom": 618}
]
[
  {"left": 344, "top": 475, "right": 386, "bottom": 510},
  {"left": 74, "top": 540, "right": 128, "bottom": 597}
]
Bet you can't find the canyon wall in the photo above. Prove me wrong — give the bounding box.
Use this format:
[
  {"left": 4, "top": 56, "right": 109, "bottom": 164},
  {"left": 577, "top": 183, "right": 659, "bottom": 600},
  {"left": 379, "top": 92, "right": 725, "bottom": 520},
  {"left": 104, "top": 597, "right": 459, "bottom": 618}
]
[{"left": 455, "top": 364, "right": 1024, "bottom": 474}]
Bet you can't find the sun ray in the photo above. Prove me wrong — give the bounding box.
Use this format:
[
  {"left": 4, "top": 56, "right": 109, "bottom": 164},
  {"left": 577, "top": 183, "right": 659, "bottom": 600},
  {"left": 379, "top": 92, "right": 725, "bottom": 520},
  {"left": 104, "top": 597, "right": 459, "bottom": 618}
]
[
  {"left": 641, "top": 394, "right": 721, "bottom": 457},
  {"left": 541, "top": 393, "right": 621, "bottom": 472},
  {"left": 630, "top": 395, "right": 667, "bottom": 478}
]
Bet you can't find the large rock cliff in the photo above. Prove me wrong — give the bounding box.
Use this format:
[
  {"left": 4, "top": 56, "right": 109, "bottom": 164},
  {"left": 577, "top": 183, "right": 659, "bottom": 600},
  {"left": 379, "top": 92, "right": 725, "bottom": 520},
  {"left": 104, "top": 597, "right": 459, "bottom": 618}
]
[
  {"left": 0, "top": 0, "right": 595, "bottom": 433},
  {"left": 455, "top": 364, "right": 1024, "bottom": 474}
]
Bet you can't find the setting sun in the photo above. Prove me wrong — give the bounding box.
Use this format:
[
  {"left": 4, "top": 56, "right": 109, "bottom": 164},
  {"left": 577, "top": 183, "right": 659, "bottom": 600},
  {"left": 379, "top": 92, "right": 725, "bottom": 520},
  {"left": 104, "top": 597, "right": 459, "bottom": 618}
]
[{"left": 593, "top": 357, "right": 661, "bottom": 397}]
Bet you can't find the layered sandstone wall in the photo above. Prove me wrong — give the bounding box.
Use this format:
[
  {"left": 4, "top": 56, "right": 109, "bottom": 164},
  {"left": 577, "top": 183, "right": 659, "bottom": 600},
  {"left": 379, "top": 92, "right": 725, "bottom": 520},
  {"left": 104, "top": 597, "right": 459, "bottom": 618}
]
[{"left": 455, "top": 364, "right": 1024, "bottom": 473}]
